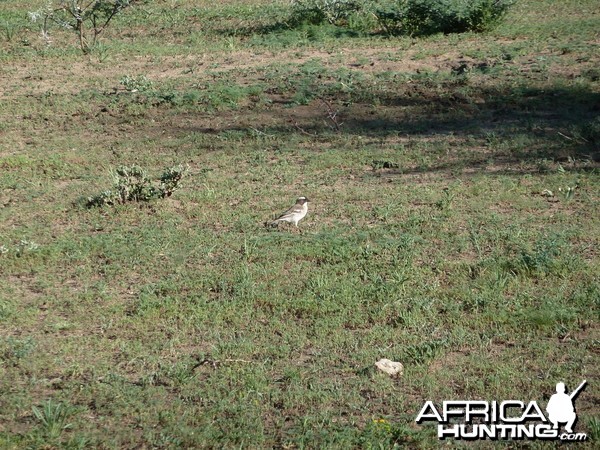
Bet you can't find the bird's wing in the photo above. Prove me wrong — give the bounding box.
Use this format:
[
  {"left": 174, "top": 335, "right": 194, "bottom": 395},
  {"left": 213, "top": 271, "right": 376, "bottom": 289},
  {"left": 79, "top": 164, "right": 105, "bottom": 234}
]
[{"left": 276, "top": 204, "right": 303, "bottom": 220}]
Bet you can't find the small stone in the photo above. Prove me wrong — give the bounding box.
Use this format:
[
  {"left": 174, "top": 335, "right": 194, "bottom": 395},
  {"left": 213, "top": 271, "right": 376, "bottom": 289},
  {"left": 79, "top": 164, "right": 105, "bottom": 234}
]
[{"left": 375, "top": 359, "right": 404, "bottom": 376}]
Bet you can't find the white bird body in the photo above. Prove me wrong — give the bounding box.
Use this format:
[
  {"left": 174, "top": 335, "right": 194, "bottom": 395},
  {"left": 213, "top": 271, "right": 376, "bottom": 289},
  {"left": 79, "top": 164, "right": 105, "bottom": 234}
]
[{"left": 270, "top": 196, "right": 309, "bottom": 227}]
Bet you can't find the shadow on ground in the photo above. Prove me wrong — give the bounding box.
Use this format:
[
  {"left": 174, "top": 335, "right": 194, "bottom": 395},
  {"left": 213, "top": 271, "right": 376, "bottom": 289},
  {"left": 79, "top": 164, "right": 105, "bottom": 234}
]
[{"left": 173, "top": 82, "right": 600, "bottom": 174}]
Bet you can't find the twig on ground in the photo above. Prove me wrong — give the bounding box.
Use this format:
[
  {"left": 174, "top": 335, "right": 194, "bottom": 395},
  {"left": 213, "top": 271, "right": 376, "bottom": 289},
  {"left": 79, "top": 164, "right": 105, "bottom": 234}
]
[
  {"left": 558, "top": 131, "right": 588, "bottom": 143},
  {"left": 192, "top": 358, "right": 254, "bottom": 369},
  {"left": 320, "top": 97, "right": 343, "bottom": 132},
  {"left": 289, "top": 116, "right": 318, "bottom": 137}
]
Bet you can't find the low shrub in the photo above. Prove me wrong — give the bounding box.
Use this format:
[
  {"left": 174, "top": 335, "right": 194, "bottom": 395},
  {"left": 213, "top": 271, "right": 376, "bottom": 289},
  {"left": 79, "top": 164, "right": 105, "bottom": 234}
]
[
  {"left": 288, "top": 0, "right": 514, "bottom": 36},
  {"left": 374, "top": 0, "right": 515, "bottom": 36},
  {"left": 120, "top": 75, "right": 154, "bottom": 93},
  {"left": 86, "top": 164, "right": 187, "bottom": 207},
  {"left": 290, "top": 0, "right": 363, "bottom": 27}
]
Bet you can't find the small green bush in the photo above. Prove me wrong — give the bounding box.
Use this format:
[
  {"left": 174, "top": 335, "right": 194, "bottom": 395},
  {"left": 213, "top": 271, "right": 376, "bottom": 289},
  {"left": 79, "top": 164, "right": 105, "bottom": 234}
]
[
  {"left": 374, "top": 0, "right": 514, "bottom": 36},
  {"left": 159, "top": 165, "right": 187, "bottom": 196},
  {"left": 86, "top": 164, "right": 187, "bottom": 207},
  {"left": 288, "top": 0, "right": 514, "bottom": 36},
  {"left": 120, "top": 75, "right": 154, "bottom": 93},
  {"left": 1, "top": 336, "right": 36, "bottom": 362},
  {"left": 514, "top": 236, "right": 568, "bottom": 276},
  {"left": 32, "top": 400, "right": 74, "bottom": 439},
  {"left": 290, "top": 0, "right": 363, "bottom": 26}
]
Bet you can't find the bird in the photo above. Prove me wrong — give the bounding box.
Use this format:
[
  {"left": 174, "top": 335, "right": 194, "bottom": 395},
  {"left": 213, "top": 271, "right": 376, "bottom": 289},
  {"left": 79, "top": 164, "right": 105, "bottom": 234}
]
[{"left": 268, "top": 196, "right": 310, "bottom": 228}]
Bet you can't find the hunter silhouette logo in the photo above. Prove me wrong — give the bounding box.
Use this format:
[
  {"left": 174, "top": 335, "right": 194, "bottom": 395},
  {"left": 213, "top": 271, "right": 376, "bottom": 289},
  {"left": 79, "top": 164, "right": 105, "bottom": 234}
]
[
  {"left": 547, "top": 380, "right": 586, "bottom": 434},
  {"left": 415, "top": 380, "right": 589, "bottom": 441}
]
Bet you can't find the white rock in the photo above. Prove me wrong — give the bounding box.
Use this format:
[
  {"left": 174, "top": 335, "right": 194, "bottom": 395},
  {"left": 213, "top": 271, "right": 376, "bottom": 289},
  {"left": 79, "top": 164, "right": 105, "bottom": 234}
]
[{"left": 375, "top": 359, "right": 404, "bottom": 376}]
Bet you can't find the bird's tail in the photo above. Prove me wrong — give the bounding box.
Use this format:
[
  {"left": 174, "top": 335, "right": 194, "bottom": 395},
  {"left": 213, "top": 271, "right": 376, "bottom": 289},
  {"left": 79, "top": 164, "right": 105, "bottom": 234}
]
[{"left": 265, "top": 219, "right": 281, "bottom": 228}]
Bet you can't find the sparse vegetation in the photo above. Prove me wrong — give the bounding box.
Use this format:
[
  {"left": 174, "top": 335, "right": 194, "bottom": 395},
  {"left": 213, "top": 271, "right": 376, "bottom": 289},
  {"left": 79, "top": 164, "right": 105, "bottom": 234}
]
[
  {"left": 119, "top": 74, "right": 153, "bottom": 93},
  {"left": 32, "top": 400, "right": 74, "bottom": 440},
  {"left": 86, "top": 164, "right": 187, "bottom": 207},
  {"left": 28, "top": 0, "right": 141, "bottom": 53},
  {"left": 374, "top": 0, "right": 515, "bottom": 36},
  {"left": 0, "top": 0, "right": 598, "bottom": 448},
  {"left": 289, "top": 0, "right": 514, "bottom": 35},
  {"left": 290, "top": 0, "right": 363, "bottom": 26}
]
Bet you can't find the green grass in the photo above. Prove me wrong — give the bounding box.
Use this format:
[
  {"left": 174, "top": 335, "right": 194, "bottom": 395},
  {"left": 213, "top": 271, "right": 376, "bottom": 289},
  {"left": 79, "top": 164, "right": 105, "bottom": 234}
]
[{"left": 0, "top": 0, "right": 599, "bottom": 448}]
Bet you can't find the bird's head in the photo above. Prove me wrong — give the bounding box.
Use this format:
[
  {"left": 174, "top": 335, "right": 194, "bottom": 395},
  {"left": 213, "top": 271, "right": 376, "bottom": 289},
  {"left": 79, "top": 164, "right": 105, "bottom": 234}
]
[{"left": 297, "top": 196, "right": 309, "bottom": 205}]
